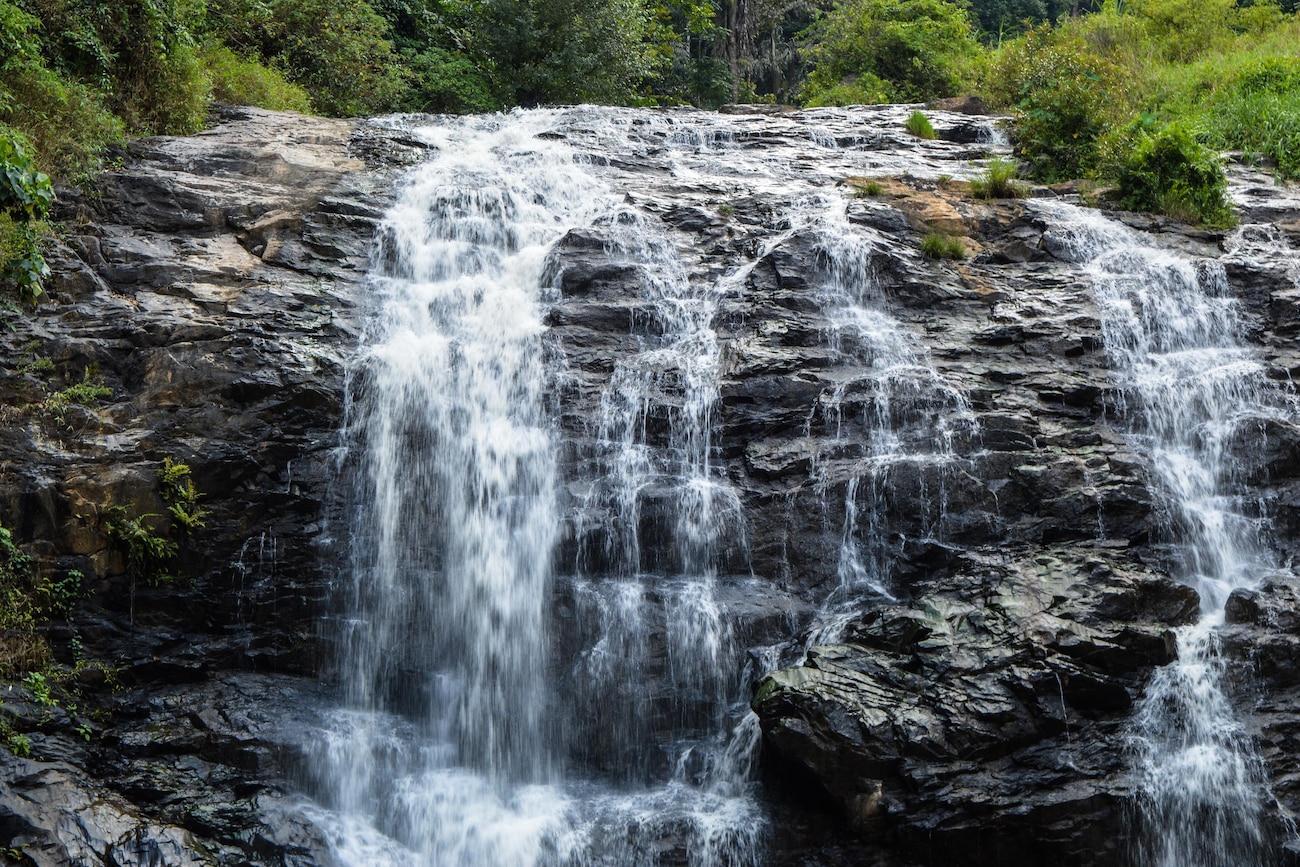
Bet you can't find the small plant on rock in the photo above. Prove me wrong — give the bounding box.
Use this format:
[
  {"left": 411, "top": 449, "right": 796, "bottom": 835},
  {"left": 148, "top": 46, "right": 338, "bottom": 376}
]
[
  {"left": 158, "top": 457, "right": 208, "bottom": 534},
  {"left": 5, "top": 731, "right": 31, "bottom": 758},
  {"left": 101, "top": 458, "right": 209, "bottom": 620},
  {"left": 920, "top": 231, "right": 967, "bottom": 260},
  {"left": 43, "top": 370, "right": 111, "bottom": 426},
  {"left": 856, "top": 179, "right": 884, "bottom": 196},
  {"left": 102, "top": 507, "right": 176, "bottom": 586},
  {"left": 21, "top": 671, "right": 53, "bottom": 706},
  {"left": 905, "top": 110, "right": 937, "bottom": 139},
  {"left": 969, "top": 158, "right": 1025, "bottom": 199}
]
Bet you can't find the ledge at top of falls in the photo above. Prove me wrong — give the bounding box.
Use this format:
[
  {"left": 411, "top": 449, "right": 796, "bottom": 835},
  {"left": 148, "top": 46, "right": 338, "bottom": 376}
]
[{"left": 1, "top": 104, "right": 1299, "bottom": 866}]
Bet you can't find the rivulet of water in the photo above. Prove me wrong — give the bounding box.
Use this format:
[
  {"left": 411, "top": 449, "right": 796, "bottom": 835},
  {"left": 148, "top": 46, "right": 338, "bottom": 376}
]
[
  {"left": 779, "top": 199, "right": 974, "bottom": 638},
  {"left": 1039, "top": 202, "right": 1289, "bottom": 867}
]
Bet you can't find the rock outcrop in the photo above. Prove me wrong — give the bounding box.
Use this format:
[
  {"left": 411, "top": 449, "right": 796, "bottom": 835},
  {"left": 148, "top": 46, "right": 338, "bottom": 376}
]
[
  {"left": 0, "top": 105, "right": 421, "bottom": 863},
  {"left": 2, "top": 103, "right": 1299, "bottom": 865}
]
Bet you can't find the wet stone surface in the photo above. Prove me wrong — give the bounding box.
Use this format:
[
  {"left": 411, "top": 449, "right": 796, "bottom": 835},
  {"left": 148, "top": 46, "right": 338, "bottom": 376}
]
[{"left": 1, "top": 104, "right": 1299, "bottom": 865}]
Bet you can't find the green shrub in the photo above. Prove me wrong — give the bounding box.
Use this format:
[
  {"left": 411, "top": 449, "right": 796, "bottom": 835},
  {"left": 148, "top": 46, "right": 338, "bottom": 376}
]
[
  {"left": 5, "top": 731, "right": 30, "bottom": 757},
  {"left": 200, "top": 45, "right": 312, "bottom": 112},
  {"left": 1124, "top": 0, "right": 1238, "bottom": 62},
  {"left": 856, "top": 179, "right": 884, "bottom": 196},
  {"left": 473, "top": 0, "right": 662, "bottom": 107},
  {"left": 969, "top": 157, "right": 1024, "bottom": 198},
  {"left": 102, "top": 507, "right": 177, "bottom": 586},
  {"left": 800, "top": 0, "right": 981, "bottom": 105},
  {"left": 905, "top": 110, "right": 936, "bottom": 139},
  {"left": 0, "top": 522, "right": 46, "bottom": 675},
  {"left": 920, "top": 231, "right": 967, "bottom": 259},
  {"left": 24, "top": 0, "right": 211, "bottom": 135},
  {"left": 207, "top": 0, "right": 409, "bottom": 116},
  {"left": 1193, "top": 55, "right": 1300, "bottom": 180},
  {"left": 43, "top": 373, "right": 111, "bottom": 423},
  {"left": 801, "top": 75, "right": 890, "bottom": 107},
  {"left": 984, "top": 23, "right": 1132, "bottom": 182},
  {"left": 1117, "top": 122, "right": 1234, "bottom": 227},
  {"left": 0, "top": 65, "right": 123, "bottom": 181},
  {"left": 401, "top": 46, "right": 500, "bottom": 114},
  {"left": 0, "top": 134, "right": 53, "bottom": 301}
]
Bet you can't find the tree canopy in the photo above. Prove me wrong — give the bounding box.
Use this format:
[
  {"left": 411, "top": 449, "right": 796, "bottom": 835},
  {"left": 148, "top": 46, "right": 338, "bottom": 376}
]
[{"left": 4, "top": 0, "right": 1300, "bottom": 297}]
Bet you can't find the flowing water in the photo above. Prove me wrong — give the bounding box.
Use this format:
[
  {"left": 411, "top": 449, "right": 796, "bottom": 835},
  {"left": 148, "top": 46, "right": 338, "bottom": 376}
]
[
  {"left": 1039, "top": 202, "right": 1290, "bottom": 867},
  {"left": 284, "top": 101, "right": 1297, "bottom": 867},
  {"left": 793, "top": 201, "right": 974, "bottom": 627},
  {"left": 311, "top": 113, "right": 604, "bottom": 865},
  {"left": 299, "top": 104, "right": 1002, "bottom": 865}
]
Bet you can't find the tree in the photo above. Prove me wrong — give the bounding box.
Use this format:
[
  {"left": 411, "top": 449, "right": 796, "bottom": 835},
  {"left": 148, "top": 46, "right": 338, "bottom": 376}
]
[
  {"left": 799, "top": 0, "right": 981, "bottom": 105},
  {"left": 207, "top": 0, "right": 409, "bottom": 116},
  {"left": 476, "top": 0, "right": 660, "bottom": 106}
]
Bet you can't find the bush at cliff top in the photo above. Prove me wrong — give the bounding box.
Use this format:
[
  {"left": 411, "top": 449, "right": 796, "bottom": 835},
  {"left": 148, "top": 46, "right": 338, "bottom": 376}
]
[
  {"left": 983, "top": 23, "right": 1132, "bottom": 182},
  {"left": 1117, "top": 122, "right": 1234, "bottom": 228},
  {"left": 401, "top": 46, "right": 500, "bottom": 114},
  {"left": 799, "top": 0, "right": 981, "bottom": 105},
  {"left": 1187, "top": 53, "right": 1300, "bottom": 180},
  {"left": 207, "top": 0, "right": 409, "bottom": 116},
  {"left": 0, "top": 0, "right": 122, "bottom": 179},
  {"left": 22, "top": 0, "right": 210, "bottom": 135},
  {"left": 201, "top": 45, "right": 313, "bottom": 113}
]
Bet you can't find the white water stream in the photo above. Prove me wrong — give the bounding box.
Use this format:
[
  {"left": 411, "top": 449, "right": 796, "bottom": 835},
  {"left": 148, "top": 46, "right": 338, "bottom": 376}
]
[
  {"left": 794, "top": 201, "right": 974, "bottom": 628},
  {"left": 1040, "top": 202, "right": 1290, "bottom": 867}
]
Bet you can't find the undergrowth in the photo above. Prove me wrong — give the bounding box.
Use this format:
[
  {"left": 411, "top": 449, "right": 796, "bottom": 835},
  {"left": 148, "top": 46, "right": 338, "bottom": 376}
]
[
  {"left": 981, "top": 2, "right": 1300, "bottom": 224},
  {"left": 0, "top": 519, "right": 99, "bottom": 757}
]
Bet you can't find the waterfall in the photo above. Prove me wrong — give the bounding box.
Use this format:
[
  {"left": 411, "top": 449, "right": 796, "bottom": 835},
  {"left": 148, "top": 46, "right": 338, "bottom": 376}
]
[
  {"left": 310, "top": 111, "right": 610, "bottom": 865},
  {"left": 788, "top": 198, "right": 974, "bottom": 639},
  {"left": 1039, "top": 202, "right": 1288, "bottom": 867},
  {"left": 300, "top": 103, "right": 1001, "bottom": 865}
]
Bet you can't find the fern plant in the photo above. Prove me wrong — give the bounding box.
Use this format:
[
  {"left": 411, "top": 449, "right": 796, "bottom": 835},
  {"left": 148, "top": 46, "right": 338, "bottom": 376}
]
[{"left": 158, "top": 457, "right": 209, "bottom": 533}]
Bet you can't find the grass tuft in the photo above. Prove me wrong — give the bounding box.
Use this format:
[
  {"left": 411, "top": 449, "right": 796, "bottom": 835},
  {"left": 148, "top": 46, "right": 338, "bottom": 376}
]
[
  {"left": 920, "top": 231, "right": 967, "bottom": 260},
  {"left": 905, "top": 110, "right": 937, "bottom": 139},
  {"left": 969, "top": 158, "right": 1025, "bottom": 199}
]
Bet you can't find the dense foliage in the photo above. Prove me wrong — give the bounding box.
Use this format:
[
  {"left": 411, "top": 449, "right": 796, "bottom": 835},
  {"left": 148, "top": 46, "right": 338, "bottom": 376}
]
[
  {"left": 0, "top": 0, "right": 1297, "bottom": 285},
  {"left": 799, "top": 0, "right": 981, "bottom": 105},
  {"left": 982, "top": 0, "right": 1300, "bottom": 225}
]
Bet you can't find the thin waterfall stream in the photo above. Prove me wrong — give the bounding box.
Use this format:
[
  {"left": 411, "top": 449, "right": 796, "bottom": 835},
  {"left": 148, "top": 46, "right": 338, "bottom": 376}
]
[{"left": 1039, "top": 201, "right": 1293, "bottom": 867}]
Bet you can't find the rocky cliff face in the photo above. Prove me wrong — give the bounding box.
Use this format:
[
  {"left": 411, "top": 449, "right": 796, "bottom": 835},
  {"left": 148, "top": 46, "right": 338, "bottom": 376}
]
[
  {"left": 2, "top": 104, "right": 1299, "bottom": 866},
  {"left": 0, "top": 105, "right": 422, "bottom": 865}
]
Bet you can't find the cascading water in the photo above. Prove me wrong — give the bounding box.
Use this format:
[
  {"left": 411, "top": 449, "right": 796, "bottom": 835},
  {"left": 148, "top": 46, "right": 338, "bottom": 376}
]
[
  {"left": 555, "top": 183, "right": 762, "bottom": 866},
  {"left": 303, "top": 103, "right": 1003, "bottom": 866},
  {"left": 1039, "top": 202, "right": 1289, "bottom": 867},
  {"left": 784, "top": 200, "right": 974, "bottom": 638},
  {"left": 312, "top": 112, "right": 610, "bottom": 865}
]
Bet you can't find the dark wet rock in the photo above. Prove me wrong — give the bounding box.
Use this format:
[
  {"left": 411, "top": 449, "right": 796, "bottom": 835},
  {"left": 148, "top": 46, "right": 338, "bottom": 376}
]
[
  {"left": 926, "top": 96, "right": 989, "bottom": 116},
  {"left": 750, "top": 549, "right": 1192, "bottom": 864},
  {"left": 2, "top": 106, "right": 1300, "bottom": 867},
  {"left": 0, "top": 107, "right": 411, "bottom": 863}
]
